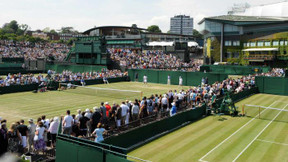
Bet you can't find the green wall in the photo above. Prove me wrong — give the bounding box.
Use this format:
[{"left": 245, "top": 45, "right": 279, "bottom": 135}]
[
  {"left": 256, "top": 76, "right": 288, "bottom": 96},
  {"left": 56, "top": 135, "right": 131, "bottom": 162},
  {"left": 128, "top": 69, "right": 228, "bottom": 86}
]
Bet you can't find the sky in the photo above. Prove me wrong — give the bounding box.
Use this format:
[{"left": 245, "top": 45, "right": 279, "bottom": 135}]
[{"left": 0, "top": 0, "right": 281, "bottom": 32}]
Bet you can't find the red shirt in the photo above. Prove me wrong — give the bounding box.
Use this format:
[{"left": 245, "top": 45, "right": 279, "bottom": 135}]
[{"left": 105, "top": 105, "right": 111, "bottom": 117}]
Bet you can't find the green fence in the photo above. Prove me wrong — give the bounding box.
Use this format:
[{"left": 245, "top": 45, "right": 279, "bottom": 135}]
[
  {"left": 104, "top": 105, "right": 206, "bottom": 152},
  {"left": 200, "top": 65, "right": 270, "bottom": 75},
  {"left": 56, "top": 134, "right": 131, "bottom": 162},
  {"left": 46, "top": 64, "right": 107, "bottom": 73},
  {"left": 256, "top": 76, "right": 288, "bottom": 96},
  {"left": 0, "top": 84, "right": 38, "bottom": 94},
  {"left": 128, "top": 69, "right": 228, "bottom": 86}
]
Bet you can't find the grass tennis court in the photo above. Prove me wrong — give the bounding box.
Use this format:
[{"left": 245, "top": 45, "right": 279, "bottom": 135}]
[
  {"left": 0, "top": 82, "right": 188, "bottom": 126},
  {"left": 129, "top": 94, "right": 288, "bottom": 162}
]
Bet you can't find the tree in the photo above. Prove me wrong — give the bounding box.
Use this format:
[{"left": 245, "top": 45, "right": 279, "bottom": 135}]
[
  {"left": 43, "top": 27, "right": 51, "bottom": 33},
  {"left": 50, "top": 29, "right": 57, "bottom": 34},
  {"left": 2, "top": 20, "right": 19, "bottom": 34},
  {"left": 193, "top": 29, "right": 203, "bottom": 39},
  {"left": 147, "top": 25, "right": 162, "bottom": 33},
  {"left": 59, "top": 27, "right": 78, "bottom": 34}
]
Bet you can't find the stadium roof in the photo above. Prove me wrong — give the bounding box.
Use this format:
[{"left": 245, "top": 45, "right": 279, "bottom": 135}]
[
  {"left": 198, "top": 15, "right": 288, "bottom": 26},
  {"left": 83, "top": 26, "right": 147, "bottom": 35}
]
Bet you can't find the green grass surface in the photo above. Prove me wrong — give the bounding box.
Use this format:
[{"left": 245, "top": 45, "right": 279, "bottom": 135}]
[
  {"left": 0, "top": 82, "right": 188, "bottom": 126},
  {"left": 129, "top": 94, "right": 288, "bottom": 162}
]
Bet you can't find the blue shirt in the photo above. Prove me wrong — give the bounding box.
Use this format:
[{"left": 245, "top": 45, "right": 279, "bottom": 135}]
[{"left": 94, "top": 128, "right": 105, "bottom": 143}]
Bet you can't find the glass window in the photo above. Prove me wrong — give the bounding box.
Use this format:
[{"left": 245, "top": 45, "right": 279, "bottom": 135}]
[
  {"left": 233, "top": 41, "right": 240, "bottom": 46},
  {"left": 272, "top": 41, "right": 279, "bottom": 46},
  {"left": 280, "top": 40, "right": 284, "bottom": 46},
  {"left": 234, "top": 52, "right": 239, "bottom": 58},
  {"left": 246, "top": 42, "right": 250, "bottom": 47},
  {"left": 250, "top": 42, "right": 256, "bottom": 47},
  {"left": 264, "top": 41, "right": 271, "bottom": 46},
  {"left": 257, "top": 41, "right": 264, "bottom": 47},
  {"left": 243, "top": 43, "right": 247, "bottom": 47},
  {"left": 225, "top": 41, "right": 232, "bottom": 46},
  {"left": 285, "top": 41, "right": 288, "bottom": 45}
]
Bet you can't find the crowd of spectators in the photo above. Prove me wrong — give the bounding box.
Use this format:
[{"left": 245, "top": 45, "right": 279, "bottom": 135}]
[
  {"left": 255, "top": 68, "right": 285, "bottom": 77},
  {"left": 0, "top": 69, "right": 128, "bottom": 87},
  {"left": 0, "top": 40, "right": 70, "bottom": 61},
  {"left": 49, "top": 69, "right": 128, "bottom": 82},
  {"left": 0, "top": 116, "right": 59, "bottom": 156},
  {"left": 109, "top": 48, "right": 201, "bottom": 71}
]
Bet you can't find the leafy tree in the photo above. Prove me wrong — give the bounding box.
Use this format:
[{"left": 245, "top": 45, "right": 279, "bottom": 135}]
[
  {"left": 193, "top": 29, "right": 203, "bottom": 39},
  {"left": 59, "top": 27, "right": 78, "bottom": 34},
  {"left": 50, "top": 29, "right": 57, "bottom": 34},
  {"left": 43, "top": 27, "right": 51, "bottom": 33},
  {"left": 147, "top": 25, "right": 162, "bottom": 33}
]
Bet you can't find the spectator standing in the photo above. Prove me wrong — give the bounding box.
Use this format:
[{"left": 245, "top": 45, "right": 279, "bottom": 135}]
[
  {"left": 116, "top": 105, "right": 122, "bottom": 128},
  {"left": 92, "top": 123, "right": 106, "bottom": 143},
  {"left": 79, "top": 112, "right": 89, "bottom": 136},
  {"left": 120, "top": 102, "right": 129, "bottom": 125},
  {"left": 34, "top": 122, "right": 46, "bottom": 154},
  {"left": 105, "top": 102, "right": 111, "bottom": 118},
  {"left": 170, "top": 102, "right": 177, "bottom": 117},
  {"left": 0, "top": 123, "right": 8, "bottom": 156},
  {"left": 7, "top": 123, "right": 22, "bottom": 153},
  {"left": 27, "top": 119, "right": 36, "bottom": 153},
  {"left": 17, "top": 119, "right": 28, "bottom": 151},
  {"left": 48, "top": 117, "right": 59, "bottom": 148},
  {"left": 62, "top": 110, "right": 73, "bottom": 135},
  {"left": 100, "top": 102, "right": 107, "bottom": 123},
  {"left": 91, "top": 107, "right": 102, "bottom": 134},
  {"left": 139, "top": 101, "right": 148, "bottom": 119},
  {"left": 131, "top": 102, "right": 140, "bottom": 121},
  {"left": 75, "top": 109, "right": 82, "bottom": 124}
]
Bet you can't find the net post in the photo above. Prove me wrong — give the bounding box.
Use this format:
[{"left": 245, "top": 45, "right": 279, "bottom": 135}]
[
  {"left": 58, "top": 82, "right": 60, "bottom": 91},
  {"left": 259, "top": 106, "right": 260, "bottom": 119},
  {"left": 242, "top": 104, "right": 245, "bottom": 115}
]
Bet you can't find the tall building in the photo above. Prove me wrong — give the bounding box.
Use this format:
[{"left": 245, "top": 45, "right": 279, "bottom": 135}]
[{"left": 170, "top": 15, "right": 194, "bottom": 35}]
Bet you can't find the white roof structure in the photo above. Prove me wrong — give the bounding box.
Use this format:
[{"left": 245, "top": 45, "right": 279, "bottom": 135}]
[
  {"left": 146, "top": 41, "right": 199, "bottom": 47},
  {"left": 242, "top": 48, "right": 279, "bottom": 52},
  {"left": 146, "top": 41, "right": 174, "bottom": 47},
  {"left": 188, "top": 41, "right": 198, "bottom": 47},
  {"left": 234, "top": 1, "right": 288, "bottom": 17}
]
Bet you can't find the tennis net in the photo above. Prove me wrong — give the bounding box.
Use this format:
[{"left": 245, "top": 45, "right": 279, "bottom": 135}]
[
  {"left": 59, "top": 83, "right": 143, "bottom": 100},
  {"left": 243, "top": 104, "right": 288, "bottom": 123}
]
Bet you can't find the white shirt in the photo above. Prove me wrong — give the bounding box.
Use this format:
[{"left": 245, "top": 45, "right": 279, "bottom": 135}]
[
  {"left": 161, "top": 97, "right": 168, "bottom": 105},
  {"left": 84, "top": 112, "right": 92, "bottom": 119},
  {"left": 132, "top": 105, "right": 139, "bottom": 114},
  {"left": 75, "top": 114, "right": 82, "bottom": 123},
  {"left": 36, "top": 127, "right": 45, "bottom": 140},
  {"left": 48, "top": 121, "right": 59, "bottom": 134},
  {"left": 63, "top": 115, "right": 73, "bottom": 127},
  {"left": 177, "top": 93, "right": 184, "bottom": 100},
  {"left": 120, "top": 104, "right": 129, "bottom": 117}
]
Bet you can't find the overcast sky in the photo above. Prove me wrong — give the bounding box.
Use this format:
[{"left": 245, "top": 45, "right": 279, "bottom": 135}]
[{"left": 0, "top": 0, "right": 281, "bottom": 32}]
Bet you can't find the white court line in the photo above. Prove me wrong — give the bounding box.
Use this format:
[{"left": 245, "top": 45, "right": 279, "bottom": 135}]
[
  {"left": 232, "top": 103, "right": 288, "bottom": 162},
  {"left": 198, "top": 101, "right": 277, "bottom": 162},
  {"left": 256, "top": 139, "right": 288, "bottom": 146}
]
